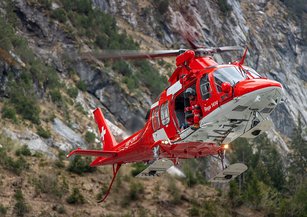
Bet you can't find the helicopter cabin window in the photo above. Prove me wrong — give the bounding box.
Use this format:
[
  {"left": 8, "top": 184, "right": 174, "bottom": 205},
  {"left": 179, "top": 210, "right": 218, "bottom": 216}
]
[
  {"left": 174, "top": 84, "right": 196, "bottom": 130},
  {"left": 151, "top": 107, "right": 160, "bottom": 131},
  {"left": 200, "top": 74, "right": 211, "bottom": 100},
  {"left": 214, "top": 66, "right": 246, "bottom": 92},
  {"left": 160, "top": 102, "right": 170, "bottom": 126}
]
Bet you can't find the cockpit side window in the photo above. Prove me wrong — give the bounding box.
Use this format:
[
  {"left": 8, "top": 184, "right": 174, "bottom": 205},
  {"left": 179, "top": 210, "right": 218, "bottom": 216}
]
[
  {"left": 200, "top": 74, "right": 211, "bottom": 100},
  {"left": 243, "top": 66, "right": 261, "bottom": 78},
  {"left": 214, "top": 66, "right": 245, "bottom": 91}
]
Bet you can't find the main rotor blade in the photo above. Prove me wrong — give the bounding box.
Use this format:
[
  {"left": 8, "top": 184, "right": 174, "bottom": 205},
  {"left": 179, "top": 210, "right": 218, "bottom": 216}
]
[
  {"left": 203, "top": 46, "right": 243, "bottom": 54},
  {"left": 215, "top": 46, "right": 244, "bottom": 53},
  {"left": 195, "top": 46, "right": 243, "bottom": 56},
  {"left": 89, "top": 50, "right": 183, "bottom": 60}
]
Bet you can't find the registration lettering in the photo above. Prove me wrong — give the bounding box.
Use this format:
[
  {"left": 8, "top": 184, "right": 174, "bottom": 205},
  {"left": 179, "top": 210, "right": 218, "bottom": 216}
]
[
  {"left": 204, "top": 101, "right": 218, "bottom": 112},
  {"left": 212, "top": 101, "right": 218, "bottom": 107}
]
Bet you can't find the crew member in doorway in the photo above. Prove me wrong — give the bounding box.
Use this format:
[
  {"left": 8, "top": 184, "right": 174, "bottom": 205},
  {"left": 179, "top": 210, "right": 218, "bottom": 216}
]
[{"left": 185, "top": 88, "right": 201, "bottom": 129}]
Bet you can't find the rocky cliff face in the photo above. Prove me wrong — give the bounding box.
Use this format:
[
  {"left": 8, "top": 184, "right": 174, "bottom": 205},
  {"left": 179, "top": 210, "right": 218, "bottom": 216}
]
[{"left": 93, "top": 0, "right": 307, "bottom": 152}]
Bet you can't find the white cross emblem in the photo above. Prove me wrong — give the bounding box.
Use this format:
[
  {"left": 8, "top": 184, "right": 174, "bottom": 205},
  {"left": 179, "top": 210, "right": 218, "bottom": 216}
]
[{"left": 100, "top": 126, "right": 106, "bottom": 142}]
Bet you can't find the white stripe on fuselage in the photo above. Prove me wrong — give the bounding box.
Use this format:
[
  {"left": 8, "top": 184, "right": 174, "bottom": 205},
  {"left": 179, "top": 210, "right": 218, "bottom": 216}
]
[
  {"left": 152, "top": 128, "right": 168, "bottom": 142},
  {"left": 167, "top": 80, "right": 182, "bottom": 96},
  {"left": 151, "top": 101, "right": 159, "bottom": 109}
]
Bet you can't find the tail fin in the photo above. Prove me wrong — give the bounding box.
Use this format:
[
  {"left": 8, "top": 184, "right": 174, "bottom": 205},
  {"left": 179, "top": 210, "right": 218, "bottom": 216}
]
[{"left": 93, "top": 108, "right": 117, "bottom": 150}]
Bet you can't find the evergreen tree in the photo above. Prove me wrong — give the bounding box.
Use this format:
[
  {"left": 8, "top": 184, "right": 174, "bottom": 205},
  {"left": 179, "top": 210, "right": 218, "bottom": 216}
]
[{"left": 289, "top": 116, "right": 307, "bottom": 185}]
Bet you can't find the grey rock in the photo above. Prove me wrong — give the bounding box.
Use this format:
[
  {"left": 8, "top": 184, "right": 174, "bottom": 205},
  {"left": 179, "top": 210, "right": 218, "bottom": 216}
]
[
  {"left": 2, "top": 129, "right": 55, "bottom": 158},
  {"left": 52, "top": 118, "right": 86, "bottom": 148},
  {"left": 52, "top": 142, "right": 73, "bottom": 152}
]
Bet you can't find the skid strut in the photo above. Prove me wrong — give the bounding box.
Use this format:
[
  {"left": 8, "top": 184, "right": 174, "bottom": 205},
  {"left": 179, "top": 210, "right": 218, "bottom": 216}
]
[
  {"left": 218, "top": 150, "right": 226, "bottom": 170},
  {"left": 98, "top": 163, "right": 122, "bottom": 203}
]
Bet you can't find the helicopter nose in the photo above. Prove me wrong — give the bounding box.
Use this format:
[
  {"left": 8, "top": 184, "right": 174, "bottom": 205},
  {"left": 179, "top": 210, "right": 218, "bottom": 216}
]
[{"left": 234, "top": 79, "right": 283, "bottom": 97}]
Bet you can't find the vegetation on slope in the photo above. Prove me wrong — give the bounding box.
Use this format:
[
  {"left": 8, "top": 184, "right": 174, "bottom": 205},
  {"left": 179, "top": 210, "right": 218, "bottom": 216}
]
[
  {"left": 46, "top": 0, "right": 168, "bottom": 97},
  {"left": 0, "top": 14, "right": 60, "bottom": 124},
  {"left": 228, "top": 121, "right": 307, "bottom": 217},
  {"left": 0, "top": 133, "right": 228, "bottom": 216}
]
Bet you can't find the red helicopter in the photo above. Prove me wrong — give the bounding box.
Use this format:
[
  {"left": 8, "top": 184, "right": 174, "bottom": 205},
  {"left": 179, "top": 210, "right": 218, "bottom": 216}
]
[{"left": 67, "top": 43, "right": 283, "bottom": 202}]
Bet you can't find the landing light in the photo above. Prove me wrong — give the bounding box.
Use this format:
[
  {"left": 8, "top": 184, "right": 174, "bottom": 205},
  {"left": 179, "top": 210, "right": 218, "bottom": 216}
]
[{"left": 223, "top": 144, "right": 229, "bottom": 149}]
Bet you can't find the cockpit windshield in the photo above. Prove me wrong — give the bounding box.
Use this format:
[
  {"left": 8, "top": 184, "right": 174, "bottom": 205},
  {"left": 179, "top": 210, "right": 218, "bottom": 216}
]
[{"left": 214, "top": 66, "right": 246, "bottom": 91}]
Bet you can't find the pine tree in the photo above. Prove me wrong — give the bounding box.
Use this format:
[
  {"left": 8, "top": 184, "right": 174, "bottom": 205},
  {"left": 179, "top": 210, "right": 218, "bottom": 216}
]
[{"left": 289, "top": 116, "right": 307, "bottom": 185}]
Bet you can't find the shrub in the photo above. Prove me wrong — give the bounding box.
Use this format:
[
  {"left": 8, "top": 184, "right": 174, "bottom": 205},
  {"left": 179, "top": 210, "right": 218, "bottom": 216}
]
[
  {"left": 84, "top": 131, "right": 96, "bottom": 144},
  {"left": 14, "top": 189, "right": 29, "bottom": 217},
  {"left": 112, "top": 61, "right": 132, "bottom": 76},
  {"left": 76, "top": 80, "right": 87, "bottom": 91},
  {"left": 75, "top": 102, "right": 86, "bottom": 114},
  {"left": 129, "top": 181, "right": 144, "bottom": 201},
  {"left": 217, "top": 0, "right": 232, "bottom": 15},
  {"left": 189, "top": 205, "right": 200, "bottom": 217},
  {"left": 67, "top": 155, "right": 96, "bottom": 175},
  {"left": 123, "top": 76, "right": 137, "bottom": 91},
  {"left": 96, "top": 183, "right": 108, "bottom": 201},
  {"left": 9, "top": 90, "right": 41, "bottom": 124},
  {"left": 133, "top": 60, "right": 167, "bottom": 97},
  {"left": 131, "top": 163, "right": 147, "bottom": 176},
  {"left": 154, "top": 0, "right": 169, "bottom": 15},
  {"left": 53, "top": 204, "right": 66, "bottom": 214},
  {"left": 36, "top": 126, "right": 51, "bottom": 139},
  {"left": 33, "top": 173, "right": 67, "bottom": 198},
  {"left": 40, "top": 0, "right": 52, "bottom": 9},
  {"left": 182, "top": 160, "right": 200, "bottom": 187},
  {"left": 54, "top": 159, "right": 65, "bottom": 168},
  {"left": 51, "top": 8, "right": 67, "bottom": 23},
  {"left": 0, "top": 204, "right": 7, "bottom": 215},
  {"left": 1, "top": 104, "right": 17, "bottom": 122},
  {"left": 44, "top": 67, "right": 61, "bottom": 90},
  {"left": 121, "top": 181, "right": 144, "bottom": 207},
  {"left": 49, "top": 90, "right": 63, "bottom": 104},
  {"left": 15, "top": 145, "right": 31, "bottom": 157},
  {"left": 67, "top": 87, "right": 78, "bottom": 99},
  {"left": 95, "top": 34, "right": 109, "bottom": 49},
  {"left": 54, "top": 150, "right": 66, "bottom": 168},
  {"left": 3, "top": 156, "right": 29, "bottom": 175},
  {"left": 228, "top": 181, "right": 243, "bottom": 207},
  {"left": 167, "top": 177, "right": 181, "bottom": 205},
  {"left": 0, "top": 17, "right": 15, "bottom": 50},
  {"left": 66, "top": 188, "right": 85, "bottom": 204}
]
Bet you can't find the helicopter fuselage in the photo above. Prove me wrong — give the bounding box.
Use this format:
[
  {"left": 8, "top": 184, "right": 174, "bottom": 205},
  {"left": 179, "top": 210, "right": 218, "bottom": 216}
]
[{"left": 88, "top": 54, "right": 283, "bottom": 166}]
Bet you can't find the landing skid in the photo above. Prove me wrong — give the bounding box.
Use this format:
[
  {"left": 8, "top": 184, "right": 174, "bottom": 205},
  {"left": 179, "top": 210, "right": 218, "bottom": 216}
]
[
  {"left": 209, "top": 163, "right": 248, "bottom": 183},
  {"left": 136, "top": 158, "right": 174, "bottom": 178}
]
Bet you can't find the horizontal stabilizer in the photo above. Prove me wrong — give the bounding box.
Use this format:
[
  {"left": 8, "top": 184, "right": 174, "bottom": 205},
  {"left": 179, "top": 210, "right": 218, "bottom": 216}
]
[
  {"left": 67, "top": 148, "right": 117, "bottom": 158},
  {"left": 136, "top": 158, "right": 174, "bottom": 178},
  {"left": 209, "top": 163, "right": 248, "bottom": 183}
]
